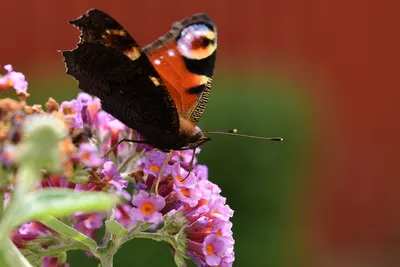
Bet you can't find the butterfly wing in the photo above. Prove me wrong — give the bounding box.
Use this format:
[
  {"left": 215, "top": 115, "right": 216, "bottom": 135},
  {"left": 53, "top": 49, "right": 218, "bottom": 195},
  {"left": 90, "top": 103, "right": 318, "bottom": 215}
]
[
  {"left": 144, "top": 14, "right": 217, "bottom": 125},
  {"left": 62, "top": 9, "right": 180, "bottom": 148}
]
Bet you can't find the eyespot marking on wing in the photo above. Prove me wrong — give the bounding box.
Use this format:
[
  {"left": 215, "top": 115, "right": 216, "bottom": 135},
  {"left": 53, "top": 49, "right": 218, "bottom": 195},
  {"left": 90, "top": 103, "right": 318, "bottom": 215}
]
[{"left": 177, "top": 24, "right": 217, "bottom": 60}]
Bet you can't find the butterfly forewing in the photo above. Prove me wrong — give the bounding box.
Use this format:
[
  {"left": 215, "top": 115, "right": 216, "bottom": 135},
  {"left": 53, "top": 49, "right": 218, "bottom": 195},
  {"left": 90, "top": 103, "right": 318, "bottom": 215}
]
[{"left": 62, "top": 9, "right": 181, "bottom": 146}]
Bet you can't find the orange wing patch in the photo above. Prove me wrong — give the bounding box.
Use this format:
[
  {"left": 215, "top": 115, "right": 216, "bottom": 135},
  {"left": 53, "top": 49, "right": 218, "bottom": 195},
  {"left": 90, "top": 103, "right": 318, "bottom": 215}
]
[
  {"left": 144, "top": 14, "right": 217, "bottom": 125},
  {"left": 146, "top": 43, "right": 209, "bottom": 116}
]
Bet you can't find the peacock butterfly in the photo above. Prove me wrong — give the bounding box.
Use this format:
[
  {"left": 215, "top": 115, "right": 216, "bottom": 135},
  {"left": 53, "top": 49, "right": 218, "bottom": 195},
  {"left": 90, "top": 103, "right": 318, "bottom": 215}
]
[{"left": 62, "top": 9, "right": 218, "bottom": 152}]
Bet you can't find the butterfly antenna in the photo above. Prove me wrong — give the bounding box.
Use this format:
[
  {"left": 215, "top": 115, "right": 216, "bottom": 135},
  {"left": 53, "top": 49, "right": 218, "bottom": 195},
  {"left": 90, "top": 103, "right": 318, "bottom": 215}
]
[{"left": 204, "top": 129, "right": 283, "bottom": 141}]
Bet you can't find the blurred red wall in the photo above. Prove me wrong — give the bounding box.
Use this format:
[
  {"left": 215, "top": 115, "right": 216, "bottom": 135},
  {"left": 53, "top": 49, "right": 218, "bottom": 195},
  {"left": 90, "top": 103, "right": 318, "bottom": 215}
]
[{"left": 1, "top": 0, "right": 399, "bottom": 265}]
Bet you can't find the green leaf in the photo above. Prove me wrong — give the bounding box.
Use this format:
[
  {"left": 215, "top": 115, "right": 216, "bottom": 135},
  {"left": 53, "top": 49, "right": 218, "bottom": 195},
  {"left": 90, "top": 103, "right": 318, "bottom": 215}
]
[
  {"left": 39, "top": 215, "right": 98, "bottom": 251},
  {"left": 0, "top": 188, "right": 119, "bottom": 238},
  {"left": 105, "top": 220, "right": 128, "bottom": 239},
  {"left": 0, "top": 238, "right": 33, "bottom": 267},
  {"left": 162, "top": 211, "right": 187, "bottom": 235},
  {"left": 173, "top": 252, "right": 186, "bottom": 267},
  {"left": 18, "top": 250, "right": 42, "bottom": 266}
]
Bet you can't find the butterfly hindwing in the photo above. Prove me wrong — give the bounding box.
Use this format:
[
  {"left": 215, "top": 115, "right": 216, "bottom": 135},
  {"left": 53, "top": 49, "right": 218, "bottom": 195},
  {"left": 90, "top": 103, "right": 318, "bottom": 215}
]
[
  {"left": 144, "top": 14, "right": 217, "bottom": 125},
  {"left": 62, "top": 9, "right": 181, "bottom": 147}
]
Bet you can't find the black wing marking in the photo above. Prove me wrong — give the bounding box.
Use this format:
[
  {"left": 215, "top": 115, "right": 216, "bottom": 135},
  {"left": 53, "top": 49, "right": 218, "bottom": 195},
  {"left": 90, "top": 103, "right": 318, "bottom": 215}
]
[{"left": 62, "top": 9, "right": 180, "bottom": 141}]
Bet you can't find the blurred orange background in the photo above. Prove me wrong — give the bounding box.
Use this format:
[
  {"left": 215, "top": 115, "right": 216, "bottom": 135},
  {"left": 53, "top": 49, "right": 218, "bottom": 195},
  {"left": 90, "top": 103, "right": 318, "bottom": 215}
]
[{"left": 1, "top": 0, "right": 399, "bottom": 266}]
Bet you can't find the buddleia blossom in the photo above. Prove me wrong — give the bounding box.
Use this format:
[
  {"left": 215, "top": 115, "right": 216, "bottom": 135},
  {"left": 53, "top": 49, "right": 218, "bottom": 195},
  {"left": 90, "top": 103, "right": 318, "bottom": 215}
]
[
  {"left": 135, "top": 152, "right": 235, "bottom": 266},
  {"left": 0, "top": 64, "right": 234, "bottom": 267},
  {"left": 0, "top": 64, "right": 28, "bottom": 94}
]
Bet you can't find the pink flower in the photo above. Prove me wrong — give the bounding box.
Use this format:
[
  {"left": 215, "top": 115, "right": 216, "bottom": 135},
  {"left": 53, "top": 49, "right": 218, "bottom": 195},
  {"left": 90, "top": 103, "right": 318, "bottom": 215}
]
[
  {"left": 1, "top": 143, "right": 16, "bottom": 166},
  {"left": 130, "top": 190, "right": 166, "bottom": 225},
  {"left": 74, "top": 143, "right": 104, "bottom": 167},
  {"left": 42, "top": 257, "right": 70, "bottom": 267},
  {"left": 140, "top": 150, "right": 172, "bottom": 177},
  {"left": 115, "top": 204, "right": 135, "bottom": 227},
  {"left": 218, "top": 253, "right": 235, "bottom": 267},
  {"left": 194, "top": 164, "right": 208, "bottom": 180},
  {"left": 0, "top": 64, "right": 28, "bottom": 93},
  {"left": 100, "top": 161, "right": 128, "bottom": 191},
  {"left": 172, "top": 163, "right": 202, "bottom": 207},
  {"left": 202, "top": 234, "right": 227, "bottom": 266},
  {"left": 73, "top": 212, "right": 105, "bottom": 238},
  {"left": 208, "top": 197, "right": 234, "bottom": 221},
  {"left": 77, "top": 92, "right": 101, "bottom": 125},
  {"left": 59, "top": 99, "right": 83, "bottom": 128},
  {"left": 11, "top": 222, "right": 51, "bottom": 248}
]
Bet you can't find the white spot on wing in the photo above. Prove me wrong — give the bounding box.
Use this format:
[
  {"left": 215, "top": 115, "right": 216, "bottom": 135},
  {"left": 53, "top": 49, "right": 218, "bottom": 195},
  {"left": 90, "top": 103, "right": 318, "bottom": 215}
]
[
  {"left": 154, "top": 59, "right": 161, "bottom": 65},
  {"left": 168, "top": 49, "right": 175, "bottom": 56}
]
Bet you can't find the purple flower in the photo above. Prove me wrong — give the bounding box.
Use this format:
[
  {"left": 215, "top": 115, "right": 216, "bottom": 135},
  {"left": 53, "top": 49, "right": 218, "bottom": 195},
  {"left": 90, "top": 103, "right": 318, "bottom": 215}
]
[
  {"left": 11, "top": 222, "right": 50, "bottom": 248},
  {"left": 96, "top": 111, "right": 127, "bottom": 154},
  {"left": 73, "top": 212, "right": 105, "bottom": 238},
  {"left": 42, "top": 257, "right": 70, "bottom": 267},
  {"left": 59, "top": 99, "right": 83, "bottom": 128},
  {"left": 100, "top": 161, "right": 128, "bottom": 191},
  {"left": 197, "top": 180, "right": 221, "bottom": 202},
  {"left": 172, "top": 163, "right": 202, "bottom": 207},
  {"left": 97, "top": 111, "right": 126, "bottom": 132},
  {"left": 115, "top": 204, "right": 135, "bottom": 227},
  {"left": 74, "top": 143, "right": 104, "bottom": 167},
  {"left": 130, "top": 190, "right": 165, "bottom": 225},
  {"left": 18, "top": 222, "right": 49, "bottom": 236},
  {"left": 77, "top": 92, "right": 101, "bottom": 125},
  {"left": 172, "top": 162, "right": 197, "bottom": 189},
  {"left": 218, "top": 253, "right": 235, "bottom": 267},
  {"left": 202, "top": 234, "right": 227, "bottom": 266},
  {"left": 135, "top": 182, "right": 148, "bottom": 191},
  {"left": 77, "top": 92, "right": 93, "bottom": 106},
  {"left": 140, "top": 150, "right": 172, "bottom": 177},
  {"left": 208, "top": 197, "right": 234, "bottom": 221},
  {"left": 1, "top": 143, "right": 16, "bottom": 166},
  {"left": 0, "top": 64, "right": 28, "bottom": 93},
  {"left": 194, "top": 164, "right": 208, "bottom": 180},
  {"left": 214, "top": 220, "right": 233, "bottom": 238}
]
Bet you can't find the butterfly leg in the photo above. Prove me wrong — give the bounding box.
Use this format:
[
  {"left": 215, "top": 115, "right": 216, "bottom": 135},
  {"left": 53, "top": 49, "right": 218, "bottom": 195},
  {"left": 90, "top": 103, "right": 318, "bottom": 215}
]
[
  {"left": 102, "top": 139, "right": 149, "bottom": 158},
  {"left": 155, "top": 151, "right": 173, "bottom": 196}
]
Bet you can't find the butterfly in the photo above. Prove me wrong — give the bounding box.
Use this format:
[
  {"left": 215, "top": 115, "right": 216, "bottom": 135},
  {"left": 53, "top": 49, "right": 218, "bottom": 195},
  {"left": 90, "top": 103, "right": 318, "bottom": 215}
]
[{"left": 62, "top": 9, "right": 217, "bottom": 152}]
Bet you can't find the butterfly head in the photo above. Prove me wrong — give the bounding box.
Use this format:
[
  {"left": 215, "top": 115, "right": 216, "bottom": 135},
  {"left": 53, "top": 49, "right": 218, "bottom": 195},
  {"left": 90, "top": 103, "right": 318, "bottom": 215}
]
[
  {"left": 177, "top": 23, "right": 217, "bottom": 60},
  {"left": 175, "top": 130, "right": 211, "bottom": 151}
]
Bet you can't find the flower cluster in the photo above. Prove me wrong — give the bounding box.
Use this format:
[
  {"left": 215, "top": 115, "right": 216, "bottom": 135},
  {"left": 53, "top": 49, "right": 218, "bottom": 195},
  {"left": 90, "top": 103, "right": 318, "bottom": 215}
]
[{"left": 0, "top": 64, "right": 234, "bottom": 267}]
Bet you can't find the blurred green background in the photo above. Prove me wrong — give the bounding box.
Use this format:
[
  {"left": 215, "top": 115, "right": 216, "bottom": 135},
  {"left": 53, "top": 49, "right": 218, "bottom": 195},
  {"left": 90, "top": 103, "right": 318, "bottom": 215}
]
[{"left": 2, "top": 0, "right": 399, "bottom": 266}]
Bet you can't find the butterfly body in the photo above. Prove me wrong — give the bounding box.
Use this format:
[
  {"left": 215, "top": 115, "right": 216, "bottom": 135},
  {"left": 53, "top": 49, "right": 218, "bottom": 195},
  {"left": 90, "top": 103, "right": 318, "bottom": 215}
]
[{"left": 62, "top": 9, "right": 216, "bottom": 151}]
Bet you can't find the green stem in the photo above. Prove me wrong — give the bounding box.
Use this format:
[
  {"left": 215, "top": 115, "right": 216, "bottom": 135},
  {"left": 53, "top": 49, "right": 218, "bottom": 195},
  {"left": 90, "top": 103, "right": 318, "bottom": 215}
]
[
  {"left": 0, "top": 238, "right": 33, "bottom": 267},
  {"left": 20, "top": 242, "right": 88, "bottom": 257},
  {"left": 15, "top": 163, "right": 41, "bottom": 196},
  {"left": 102, "top": 208, "right": 115, "bottom": 245},
  {"left": 98, "top": 238, "right": 119, "bottom": 267},
  {"left": 39, "top": 215, "right": 99, "bottom": 256},
  {"left": 120, "top": 230, "right": 172, "bottom": 245},
  {"left": 99, "top": 250, "right": 115, "bottom": 267},
  {"left": 0, "top": 167, "right": 6, "bottom": 219},
  {"left": 0, "top": 193, "right": 4, "bottom": 218}
]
